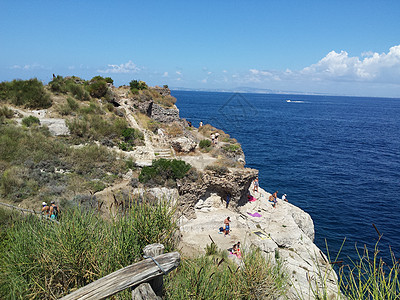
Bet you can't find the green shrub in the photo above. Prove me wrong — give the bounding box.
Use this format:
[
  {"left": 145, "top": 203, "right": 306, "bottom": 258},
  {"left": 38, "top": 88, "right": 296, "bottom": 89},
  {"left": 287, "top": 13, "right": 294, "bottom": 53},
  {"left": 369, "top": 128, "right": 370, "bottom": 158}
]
[
  {"left": 67, "top": 96, "right": 79, "bottom": 111},
  {"left": 0, "top": 106, "right": 13, "bottom": 119},
  {"left": 49, "top": 75, "right": 67, "bottom": 93},
  {"left": 223, "top": 143, "right": 241, "bottom": 153},
  {"left": 66, "top": 118, "right": 88, "bottom": 137},
  {"left": 58, "top": 96, "right": 80, "bottom": 116},
  {"left": 88, "top": 77, "right": 108, "bottom": 98},
  {"left": 79, "top": 102, "right": 104, "bottom": 115},
  {"left": 129, "top": 80, "right": 148, "bottom": 92},
  {"left": 104, "top": 77, "right": 114, "bottom": 84},
  {"left": 49, "top": 76, "right": 90, "bottom": 101},
  {"left": 139, "top": 158, "right": 192, "bottom": 185},
  {"left": 199, "top": 139, "right": 211, "bottom": 149},
  {"left": 67, "top": 81, "right": 90, "bottom": 101},
  {"left": 21, "top": 115, "right": 40, "bottom": 127},
  {"left": 119, "top": 128, "right": 144, "bottom": 150},
  {"left": 0, "top": 166, "right": 39, "bottom": 200},
  {"left": 0, "top": 79, "right": 52, "bottom": 109}
]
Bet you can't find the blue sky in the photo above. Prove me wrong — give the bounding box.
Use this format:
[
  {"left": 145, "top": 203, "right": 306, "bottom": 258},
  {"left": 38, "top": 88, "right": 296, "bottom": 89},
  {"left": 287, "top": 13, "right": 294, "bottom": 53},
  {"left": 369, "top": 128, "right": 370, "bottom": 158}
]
[{"left": 1, "top": 1, "right": 400, "bottom": 97}]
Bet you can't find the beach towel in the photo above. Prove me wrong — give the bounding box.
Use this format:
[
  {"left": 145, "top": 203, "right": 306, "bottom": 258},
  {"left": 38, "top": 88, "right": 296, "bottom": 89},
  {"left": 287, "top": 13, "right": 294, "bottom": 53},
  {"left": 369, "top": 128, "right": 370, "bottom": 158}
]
[
  {"left": 248, "top": 212, "right": 262, "bottom": 217},
  {"left": 248, "top": 196, "right": 257, "bottom": 202}
]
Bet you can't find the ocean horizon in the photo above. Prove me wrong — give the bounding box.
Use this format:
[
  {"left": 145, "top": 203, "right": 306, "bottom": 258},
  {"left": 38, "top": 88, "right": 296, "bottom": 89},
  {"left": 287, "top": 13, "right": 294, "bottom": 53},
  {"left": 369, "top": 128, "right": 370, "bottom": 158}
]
[{"left": 173, "top": 90, "right": 400, "bottom": 264}]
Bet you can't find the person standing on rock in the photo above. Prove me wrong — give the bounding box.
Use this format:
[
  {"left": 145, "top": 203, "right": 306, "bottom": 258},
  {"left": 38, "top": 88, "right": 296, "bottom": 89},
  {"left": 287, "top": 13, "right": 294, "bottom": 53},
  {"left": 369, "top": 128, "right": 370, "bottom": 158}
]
[
  {"left": 253, "top": 178, "right": 259, "bottom": 192},
  {"left": 226, "top": 193, "right": 231, "bottom": 208},
  {"left": 272, "top": 191, "right": 278, "bottom": 208},
  {"left": 224, "top": 217, "right": 231, "bottom": 236},
  {"left": 199, "top": 121, "right": 203, "bottom": 127},
  {"left": 211, "top": 133, "right": 215, "bottom": 144},
  {"left": 215, "top": 132, "right": 220, "bottom": 144}
]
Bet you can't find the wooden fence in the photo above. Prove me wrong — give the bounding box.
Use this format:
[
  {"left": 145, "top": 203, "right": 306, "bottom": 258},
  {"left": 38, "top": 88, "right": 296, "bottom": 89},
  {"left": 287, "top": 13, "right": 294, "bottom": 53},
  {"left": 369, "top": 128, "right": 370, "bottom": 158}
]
[{"left": 59, "top": 243, "right": 180, "bottom": 300}]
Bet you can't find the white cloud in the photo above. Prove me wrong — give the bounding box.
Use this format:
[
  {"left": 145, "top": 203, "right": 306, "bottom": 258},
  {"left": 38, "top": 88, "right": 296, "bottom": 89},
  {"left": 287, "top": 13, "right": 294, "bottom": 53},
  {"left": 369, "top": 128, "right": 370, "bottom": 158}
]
[
  {"left": 247, "top": 69, "right": 281, "bottom": 82},
  {"left": 98, "top": 60, "right": 140, "bottom": 74},
  {"left": 162, "top": 71, "right": 169, "bottom": 77},
  {"left": 10, "top": 63, "right": 44, "bottom": 70},
  {"left": 301, "top": 45, "right": 400, "bottom": 82},
  {"left": 176, "top": 71, "right": 182, "bottom": 75},
  {"left": 236, "top": 45, "right": 400, "bottom": 88},
  {"left": 201, "top": 78, "right": 207, "bottom": 83}
]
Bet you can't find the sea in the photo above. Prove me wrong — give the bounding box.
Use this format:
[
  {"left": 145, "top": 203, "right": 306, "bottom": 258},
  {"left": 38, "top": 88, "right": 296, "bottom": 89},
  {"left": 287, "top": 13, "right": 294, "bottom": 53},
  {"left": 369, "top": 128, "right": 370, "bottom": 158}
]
[{"left": 172, "top": 90, "right": 400, "bottom": 264}]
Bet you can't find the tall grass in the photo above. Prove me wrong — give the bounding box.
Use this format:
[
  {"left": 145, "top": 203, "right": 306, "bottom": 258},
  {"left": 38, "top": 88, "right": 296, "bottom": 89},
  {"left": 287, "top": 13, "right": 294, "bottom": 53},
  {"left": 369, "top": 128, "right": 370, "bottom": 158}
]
[
  {"left": 0, "top": 198, "right": 178, "bottom": 299},
  {"left": 164, "top": 246, "right": 288, "bottom": 299},
  {"left": 306, "top": 236, "right": 400, "bottom": 300},
  {"left": 337, "top": 238, "right": 400, "bottom": 299}
]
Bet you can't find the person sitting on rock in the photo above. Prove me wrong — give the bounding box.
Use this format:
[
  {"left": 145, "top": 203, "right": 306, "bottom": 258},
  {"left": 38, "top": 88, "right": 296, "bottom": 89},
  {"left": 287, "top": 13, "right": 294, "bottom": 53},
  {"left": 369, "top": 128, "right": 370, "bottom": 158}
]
[
  {"left": 282, "top": 193, "right": 288, "bottom": 202},
  {"left": 236, "top": 241, "right": 241, "bottom": 258},
  {"left": 231, "top": 243, "right": 237, "bottom": 254},
  {"left": 224, "top": 217, "right": 231, "bottom": 236}
]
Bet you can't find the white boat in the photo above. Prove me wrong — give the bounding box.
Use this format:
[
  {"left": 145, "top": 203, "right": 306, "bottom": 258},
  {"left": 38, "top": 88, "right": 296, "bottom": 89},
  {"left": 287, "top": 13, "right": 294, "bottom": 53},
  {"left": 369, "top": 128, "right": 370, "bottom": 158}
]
[{"left": 286, "top": 100, "right": 291, "bottom": 102}]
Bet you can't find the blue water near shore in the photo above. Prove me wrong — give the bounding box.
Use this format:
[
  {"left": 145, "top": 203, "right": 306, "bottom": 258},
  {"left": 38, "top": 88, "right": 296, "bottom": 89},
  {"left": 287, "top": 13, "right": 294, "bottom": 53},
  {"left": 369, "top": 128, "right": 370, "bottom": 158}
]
[{"left": 172, "top": 90, "right": 400, "bottom": 263}]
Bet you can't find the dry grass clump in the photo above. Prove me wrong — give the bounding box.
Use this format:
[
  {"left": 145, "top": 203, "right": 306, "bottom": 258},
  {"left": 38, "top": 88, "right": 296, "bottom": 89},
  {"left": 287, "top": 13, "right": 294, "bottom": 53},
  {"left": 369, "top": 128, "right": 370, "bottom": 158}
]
[
  {"left": 198, "top": 124, "right": 231, "bottom": 141},
  {"left": 134, "top": 112, "right": 161, "bottom": 133},
  {"left": 163, "top": 122, "right": 184, "bottom": 137}
]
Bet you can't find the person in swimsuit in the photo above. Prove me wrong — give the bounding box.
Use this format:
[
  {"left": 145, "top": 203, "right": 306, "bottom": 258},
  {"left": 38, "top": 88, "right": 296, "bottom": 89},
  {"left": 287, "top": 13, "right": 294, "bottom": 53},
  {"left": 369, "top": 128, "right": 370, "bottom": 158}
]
[
  {"left": 224, "top": 217, "right": 231, "bottom": 236},
  {"left": 253, "top": 178, "right": 259, "bottom": 192}
]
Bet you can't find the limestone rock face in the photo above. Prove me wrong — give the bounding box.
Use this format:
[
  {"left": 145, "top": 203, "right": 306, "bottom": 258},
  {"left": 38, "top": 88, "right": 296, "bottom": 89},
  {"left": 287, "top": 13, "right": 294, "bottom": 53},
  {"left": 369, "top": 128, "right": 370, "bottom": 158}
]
[
  {"left": 177, "top": 167, "right": 258, "bottom": 218},
  {"left": 170, "top": 137, "right": 197, "bottom": 153},
  {"left": 178, "top": 185, "right": 339, "bottom": 300}
]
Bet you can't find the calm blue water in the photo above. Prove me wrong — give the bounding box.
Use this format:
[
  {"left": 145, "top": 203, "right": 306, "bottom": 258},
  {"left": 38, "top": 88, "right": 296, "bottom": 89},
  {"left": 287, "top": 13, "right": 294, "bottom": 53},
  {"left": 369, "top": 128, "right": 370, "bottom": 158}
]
[{"left": 172, "top": 90, "right": 400, "bottom": 263}]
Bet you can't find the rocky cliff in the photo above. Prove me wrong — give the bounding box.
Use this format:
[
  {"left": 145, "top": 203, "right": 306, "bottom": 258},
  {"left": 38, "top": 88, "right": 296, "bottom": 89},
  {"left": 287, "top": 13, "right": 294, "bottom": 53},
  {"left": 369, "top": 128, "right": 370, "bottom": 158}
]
[{"left": 1, "top": 79, "right": 339, "bottom": 299}]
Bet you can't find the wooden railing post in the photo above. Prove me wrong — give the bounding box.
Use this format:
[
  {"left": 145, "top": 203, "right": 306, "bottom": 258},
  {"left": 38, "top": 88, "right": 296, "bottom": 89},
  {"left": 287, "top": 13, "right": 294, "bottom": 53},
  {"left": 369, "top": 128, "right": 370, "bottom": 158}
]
[
  {"left": 59, "top": 247, "right": 180, "bottom": 300},
  {"left": 143, "top": 243, "right": 165, "bottom": 296}
]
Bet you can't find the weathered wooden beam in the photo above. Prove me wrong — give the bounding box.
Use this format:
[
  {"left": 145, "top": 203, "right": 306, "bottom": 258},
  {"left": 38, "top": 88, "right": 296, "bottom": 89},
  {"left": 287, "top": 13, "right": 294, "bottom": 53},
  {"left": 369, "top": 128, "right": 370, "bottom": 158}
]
[
  {"left": 59, "top": 252, "right": 180, "bottom": 300},
  {"left": 132, "top": 283, "right": 161, "bottom": 300}
]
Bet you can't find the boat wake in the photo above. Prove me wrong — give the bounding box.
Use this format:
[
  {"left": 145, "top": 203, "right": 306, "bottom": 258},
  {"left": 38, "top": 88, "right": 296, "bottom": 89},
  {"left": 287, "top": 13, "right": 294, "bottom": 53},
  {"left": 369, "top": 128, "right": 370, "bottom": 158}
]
[{"left": 286, "top": 100, "right": 305, "bottom": 103}]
